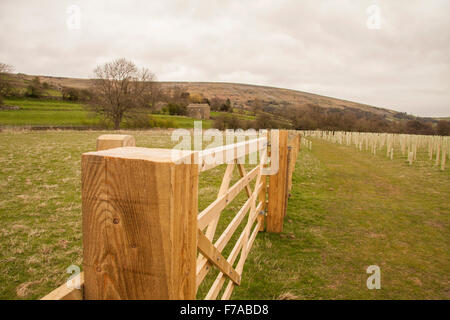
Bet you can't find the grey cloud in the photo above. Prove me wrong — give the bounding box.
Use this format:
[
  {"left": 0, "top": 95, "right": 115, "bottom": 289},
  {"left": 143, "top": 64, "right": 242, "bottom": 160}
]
[{"left": 0, "top": 0, "right": 449, "bottom": 116}]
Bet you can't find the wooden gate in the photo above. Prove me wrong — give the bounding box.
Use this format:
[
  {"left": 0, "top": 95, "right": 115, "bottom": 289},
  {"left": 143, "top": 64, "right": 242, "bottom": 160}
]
[
  {"left": 195, "top": 135, "right": 268, "bottom": 299},
  {"left": 42, "top": 130, "right": 300, "bottom": 300}
]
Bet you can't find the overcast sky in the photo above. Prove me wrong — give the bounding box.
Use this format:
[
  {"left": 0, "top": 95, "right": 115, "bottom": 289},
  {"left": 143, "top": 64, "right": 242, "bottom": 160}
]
[{"left": 0, "top": 0, "right": 449, "bottom": 117}]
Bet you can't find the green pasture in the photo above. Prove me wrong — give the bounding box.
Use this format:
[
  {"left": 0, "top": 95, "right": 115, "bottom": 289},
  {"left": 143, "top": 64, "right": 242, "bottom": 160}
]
[{"left": 0, "top": 131, "right": 448, "bottom": 299}]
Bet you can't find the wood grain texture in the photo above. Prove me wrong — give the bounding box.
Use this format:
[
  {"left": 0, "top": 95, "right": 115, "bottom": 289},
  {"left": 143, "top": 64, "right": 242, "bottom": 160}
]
[
  {"left": 237, "top": 164, "right": 252, "bottom": 198},
  {"left": 204, "top": 200, "right": 263, "bottom": 300},
  {"left": 197, "top": 230, "right": 241, "bottom": 285},
  {"left": 198, "top": 143, "right": 267, "bottom": 298},
  {"left": 96, "top": 134, "right": 136, "bottom": 151},
  {"left": 196, "top": 185, "right": 259, "bottom": 288},
  {"left": 257, "top": 177, "right": 267, "bottom": 232},
  {"left": 41, "top": 273, "right": 84, "bottom": 300},
  {"left": 82, "top": 147, "right": 198, "bottom": 299},
  {"left": 197, "top": 165, "right": 259, "bottom": 230},
  {"left": 287, "top": 132, "right": 300, "bottom": 193},
  {"left": 266, "top": 130, "right": 289, "bottom": 233},
  {"left": 204, "top": 226, "right": 246, "bottom": 300},
  {"left": 219, "top": 151, "right": 266, "bottom": 299},
  {"left": 196, "top": 163, "right": 234, "bottom": 292},
  {"left": 221, "top": 219, "right": 262, "bottom": 300},
  {"left": 198, "top": 137, "right": 267, "bottom": 172}
]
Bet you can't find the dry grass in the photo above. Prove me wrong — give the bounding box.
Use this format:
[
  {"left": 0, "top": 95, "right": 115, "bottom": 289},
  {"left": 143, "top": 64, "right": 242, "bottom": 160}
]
[{"left": 277, "top": 292, "right": 300, "bottom": 300}]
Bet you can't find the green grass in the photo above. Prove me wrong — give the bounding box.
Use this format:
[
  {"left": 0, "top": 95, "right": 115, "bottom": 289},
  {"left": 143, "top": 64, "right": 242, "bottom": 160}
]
[
  {"left": 211, "top": 111, "right": 256, "bottom": 121},
  {"left": 234, "top": 138, "right": 449, "bottom": 299},
  {"left": 44, "top": 89, "right": 63, "bottom": 98},
  {"left": 151, "top": 114, "right": 213, "bottom": 129},
  {"left": 2, "top": 99, "right": 84, "bottom": 111},
  {"left": 0, "top": 99, "right": 98, "bottom": 126},
  {"left": 0, "top": 131, "right": 448, "bottom": 299},
  {"left": 0, "top": 98, "right": 212, "bottom": 129}
]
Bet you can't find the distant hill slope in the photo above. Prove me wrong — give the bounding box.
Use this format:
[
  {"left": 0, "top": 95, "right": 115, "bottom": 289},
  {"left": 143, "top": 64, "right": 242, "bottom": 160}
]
[
  {"left": 10, "top": 74, "right": 402, "bottom": 118},
  {"left": 161, "top": 81, "right": 403, "bottom": 118}
]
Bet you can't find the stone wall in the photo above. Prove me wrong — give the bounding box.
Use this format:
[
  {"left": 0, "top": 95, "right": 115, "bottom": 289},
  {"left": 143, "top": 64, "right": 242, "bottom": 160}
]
[{"left": 186, "top": 104, "right": 210, "bottom": 120}]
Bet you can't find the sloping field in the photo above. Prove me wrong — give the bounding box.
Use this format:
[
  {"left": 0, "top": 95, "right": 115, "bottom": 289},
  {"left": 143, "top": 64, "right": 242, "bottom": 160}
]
[
  {"left": 0, "top": 98, "right": 214, "bottom": 128},
  {"left": 160, "top": 81, "right": 397, "bottom": 118},
  {"left": 9, "top": 74, "right": 400, "bottom": 118},
  {"left": 0, "top": 99, "right": 97, "bottom": 127},
  {"left": 0, "top": 130, "right": 448, "bottom": 299}
]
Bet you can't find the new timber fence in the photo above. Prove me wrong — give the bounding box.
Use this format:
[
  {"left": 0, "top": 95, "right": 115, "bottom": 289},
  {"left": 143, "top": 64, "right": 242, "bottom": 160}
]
[
  {"left": 302, "top": 130, "right": 449, "bottom": 170},
  {"left": 42, "top": 129, "right": 301, "bottom": 300}
]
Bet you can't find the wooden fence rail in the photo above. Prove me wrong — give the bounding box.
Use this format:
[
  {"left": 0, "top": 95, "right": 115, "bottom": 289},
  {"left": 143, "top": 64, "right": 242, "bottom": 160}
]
[{"left": 42, "top": 130, "right": 301, "bottom": 300}]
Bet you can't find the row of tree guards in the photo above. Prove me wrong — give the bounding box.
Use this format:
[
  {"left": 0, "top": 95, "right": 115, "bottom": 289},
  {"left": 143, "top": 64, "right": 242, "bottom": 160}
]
[
  {"left": 302, "top": 131, "right": 449, "bottom": 171},
  {"left": 42, "top": 130, "right": 302, "bottom": 300}
]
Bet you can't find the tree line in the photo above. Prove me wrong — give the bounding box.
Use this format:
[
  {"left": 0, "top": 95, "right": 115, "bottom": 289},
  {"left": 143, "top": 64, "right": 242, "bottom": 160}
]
[{"left": 281, "top": 104, "right": 450, "bottom": 136}]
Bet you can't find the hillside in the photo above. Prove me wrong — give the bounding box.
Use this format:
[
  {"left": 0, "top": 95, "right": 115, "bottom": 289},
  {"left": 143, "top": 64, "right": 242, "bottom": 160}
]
[
  {"left": 10, "top": 74, "right": 401, "bottom": 119},
  {"left": 160, "top": 81, "right": 399, "bottom": 119}
]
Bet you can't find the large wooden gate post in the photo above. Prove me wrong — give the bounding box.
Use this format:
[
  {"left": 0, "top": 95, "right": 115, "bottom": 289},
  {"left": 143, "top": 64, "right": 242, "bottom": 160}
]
[
  {"left": 266, "top": 130, "right": 289, "bottom": 233},
  {"left": 82, "top": 143, "right": 198, "bottom": 299},
  {"left": 96, "top": 134, "right": 136, "bottom": 151}
]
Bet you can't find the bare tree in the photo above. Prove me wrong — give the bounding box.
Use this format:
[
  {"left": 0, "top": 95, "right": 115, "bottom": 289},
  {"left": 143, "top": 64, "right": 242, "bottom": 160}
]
[
  {"left": 0, "top": 63, "right": 14, "bottom": 105},
  {"left": 90, "top": 58, "right": 156, "bottom": 129},
  {"left": 149, "top": 81, "right": 161, "bottom": 111}
]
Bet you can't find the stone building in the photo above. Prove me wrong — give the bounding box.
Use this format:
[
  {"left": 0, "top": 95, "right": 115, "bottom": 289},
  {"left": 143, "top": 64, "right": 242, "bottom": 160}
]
[{"left": 186, "top": 103, "right": 210, "bottom": 120}]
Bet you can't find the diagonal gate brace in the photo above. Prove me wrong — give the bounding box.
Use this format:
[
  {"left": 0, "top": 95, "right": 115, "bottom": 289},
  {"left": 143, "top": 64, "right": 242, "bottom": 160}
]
[{"left": 197, "top": 229, "right": 241, "bottom": 286}]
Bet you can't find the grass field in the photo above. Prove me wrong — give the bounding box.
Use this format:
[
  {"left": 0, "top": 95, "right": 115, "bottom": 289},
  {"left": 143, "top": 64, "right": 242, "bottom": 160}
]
[
  {"left": 148, "top": 114, "right": 212, "bottom": 129},
  {"left": 211, "top": 111, "right": 256, "bottom": 121},
  {"left": 0, "top": 99, "right": 98, "bottom": 126},
  {"left": 0, "top": 99, "right": 214, "bottom": 128},
  {"left": 0, "top": 131, "right": 448, "bottom": 299}
]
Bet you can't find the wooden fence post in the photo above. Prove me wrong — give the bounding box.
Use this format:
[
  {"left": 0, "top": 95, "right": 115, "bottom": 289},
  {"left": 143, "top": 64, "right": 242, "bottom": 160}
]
[
  {"left": 258, "top": 175, "right": 267, "bottom": 232},
  {"left": 96, "top": 134, "right": 136, "bottom": 151},
  {"left": 287, "top": 132, "right": 300, "bottom": 194},
  {"left": 82, "top": 146, "right": 198, "bottom": 299},
  {"left": 266, "top": 130, "right": 289, "bottom": 233}
]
